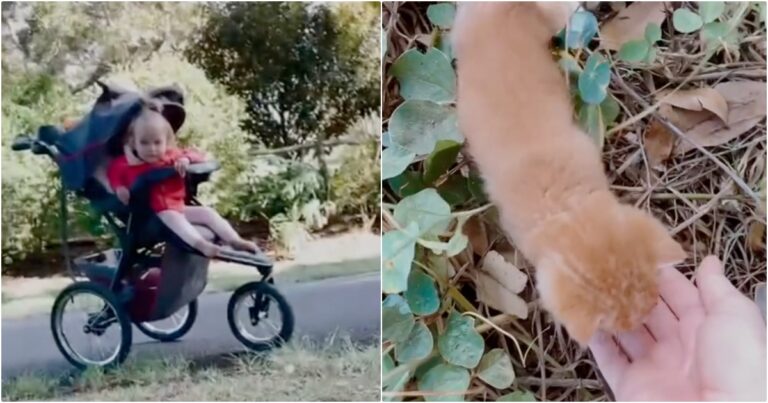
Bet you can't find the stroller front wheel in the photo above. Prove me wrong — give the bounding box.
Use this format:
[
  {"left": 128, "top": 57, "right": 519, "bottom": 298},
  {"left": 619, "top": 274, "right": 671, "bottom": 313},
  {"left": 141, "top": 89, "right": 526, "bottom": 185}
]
[
  {"left": 227, "top": 282, "right": 294, "bottom": 351},
  {"left": 51, "top": 282, "right": 132, "bottom": 370}
]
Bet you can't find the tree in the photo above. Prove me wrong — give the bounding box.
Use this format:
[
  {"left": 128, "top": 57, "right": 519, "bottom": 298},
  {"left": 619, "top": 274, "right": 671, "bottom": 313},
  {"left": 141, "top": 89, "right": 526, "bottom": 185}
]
[{"left": 185, "top": 2, "right": 379, "bottom": 153}]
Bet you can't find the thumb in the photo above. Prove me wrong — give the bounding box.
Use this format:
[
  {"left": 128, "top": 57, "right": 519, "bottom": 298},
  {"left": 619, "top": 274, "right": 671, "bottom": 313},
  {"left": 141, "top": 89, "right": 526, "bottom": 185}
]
[{"left": 695, "top": 255, "right": 757, "bottom": 316}]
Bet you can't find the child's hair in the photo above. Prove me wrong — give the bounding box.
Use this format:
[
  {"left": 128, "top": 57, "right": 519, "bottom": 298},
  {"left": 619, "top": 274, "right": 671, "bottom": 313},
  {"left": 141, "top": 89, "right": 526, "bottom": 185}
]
[{"left": 125, "top": 98, "right": 177, "bottom": 148}]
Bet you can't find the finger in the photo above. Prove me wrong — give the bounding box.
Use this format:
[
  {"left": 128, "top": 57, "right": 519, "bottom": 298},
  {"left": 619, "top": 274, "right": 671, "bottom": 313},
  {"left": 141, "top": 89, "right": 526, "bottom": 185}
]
[
  {"left": 615, "top": 325, "right": 655, "bottom": 361},
  {"left": 658, "top": 265, "right": 703, "bottom": 319},
  {"left": 695, "top": 256, "right": 760, "bottom": 317},
  {"left": 588, "top": 330, "right": 629, "bottom": 389},
  {"left": 643, "top": 298, "right": 678, "bottom": 341}
]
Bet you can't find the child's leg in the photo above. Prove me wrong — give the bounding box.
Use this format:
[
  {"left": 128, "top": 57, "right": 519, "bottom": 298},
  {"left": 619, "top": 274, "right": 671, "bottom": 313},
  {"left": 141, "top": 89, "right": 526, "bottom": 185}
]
[
  {"left": 157, "top": 210, "right": 221, "bottom": 257},
  {"left": 183, "top": 206, "right": 257, "bottom": 252}
]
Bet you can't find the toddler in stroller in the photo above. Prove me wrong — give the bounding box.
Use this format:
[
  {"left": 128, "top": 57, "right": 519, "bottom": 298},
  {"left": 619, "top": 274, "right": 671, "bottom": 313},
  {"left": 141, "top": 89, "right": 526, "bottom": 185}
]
[
  {"left": 11, "top": 81, "right": 294, "bottom": 370},
  {"left": 107, "top": 99, "right": 258, "bottom": 258}
]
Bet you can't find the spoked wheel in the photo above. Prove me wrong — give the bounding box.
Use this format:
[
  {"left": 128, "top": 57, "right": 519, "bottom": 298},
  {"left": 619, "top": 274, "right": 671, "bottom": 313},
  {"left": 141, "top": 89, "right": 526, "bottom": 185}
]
[
  {"left": 51, "top": 282, "right": 132, "bottom": 370},
  {"left": 227, "top": 282, "right": 294, "bottom": 351},
  {"left": 135, "top": 300, "right": 197, "bottom": 342}
]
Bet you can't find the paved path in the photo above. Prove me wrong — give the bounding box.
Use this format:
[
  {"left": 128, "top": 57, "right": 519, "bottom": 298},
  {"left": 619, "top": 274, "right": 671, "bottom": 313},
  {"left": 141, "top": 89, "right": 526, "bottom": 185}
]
[{"left": 1, "top": 274, "right": 380, "bottom": 380}]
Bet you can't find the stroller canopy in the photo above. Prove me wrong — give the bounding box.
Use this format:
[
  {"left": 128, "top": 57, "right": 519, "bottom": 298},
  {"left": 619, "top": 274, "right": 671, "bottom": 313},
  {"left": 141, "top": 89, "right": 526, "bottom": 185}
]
[{"left": 42, "top": 82, "right": 186, "bottom": 191}]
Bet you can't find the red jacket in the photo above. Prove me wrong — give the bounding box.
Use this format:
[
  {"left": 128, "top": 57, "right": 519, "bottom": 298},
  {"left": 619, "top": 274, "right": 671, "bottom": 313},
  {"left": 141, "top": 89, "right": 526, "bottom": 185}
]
[{"left": 107, "top": 148, "right": 206, "bottom": 212}]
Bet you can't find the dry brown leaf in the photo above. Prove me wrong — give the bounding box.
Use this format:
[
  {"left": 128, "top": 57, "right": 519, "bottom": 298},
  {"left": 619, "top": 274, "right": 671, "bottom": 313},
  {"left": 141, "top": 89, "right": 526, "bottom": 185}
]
[
  {"left": 643, "top": 119, "right": 675, "bottom": 170},
  {"left": 463, "top": 215, "right": 489, "bottom": 255},
  {"left": 600, "top": 2, "right": 667, "bottom": 51},
  {"left": 674, "top": 81, "right": 767, "bottom": 154},
  {"left": 747, "top": 222, "right": 766, "bottom": 252},
  {"left": 658, "top": 103, "right": 713, "bottom": 131},
  {"left": 475, "top": 250, "right": 528, "bottom": 319},
  {"left": 658, "top": 88, "right": 729, "bottom": 123}
]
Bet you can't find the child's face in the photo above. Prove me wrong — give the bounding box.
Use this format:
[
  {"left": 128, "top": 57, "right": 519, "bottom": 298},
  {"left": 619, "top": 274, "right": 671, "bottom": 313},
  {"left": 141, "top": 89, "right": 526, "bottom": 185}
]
[{"left": 134, "top": 129, "right": 167, "bottom": 163}]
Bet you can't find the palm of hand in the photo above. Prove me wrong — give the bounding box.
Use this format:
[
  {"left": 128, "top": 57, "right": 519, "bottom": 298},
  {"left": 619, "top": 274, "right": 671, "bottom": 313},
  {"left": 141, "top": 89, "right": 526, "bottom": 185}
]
[{"left": 590, "top": 257, "right": 766, "bottom": 402}]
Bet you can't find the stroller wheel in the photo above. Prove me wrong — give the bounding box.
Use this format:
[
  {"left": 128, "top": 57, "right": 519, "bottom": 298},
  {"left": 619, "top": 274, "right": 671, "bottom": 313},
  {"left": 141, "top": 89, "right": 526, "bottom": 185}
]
[
  {"left": 227, "top": 282, "right": 294, "bottom": 351},
  {"left": 51, "top": 282, "right": 132, "bottom": 370},
  {"left": 135, "top": 300, "right": 198, "bottom": 342}
]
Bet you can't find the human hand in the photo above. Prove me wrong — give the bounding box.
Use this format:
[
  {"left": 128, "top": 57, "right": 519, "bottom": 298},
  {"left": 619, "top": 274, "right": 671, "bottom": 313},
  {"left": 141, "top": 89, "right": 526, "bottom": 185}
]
[
  {"left": 115, "top": 187, "right": 130, "bottom": 205},
  {"left": 174, "top": 157, "right": 190, "bottom": 177},
  {"left": 589, "top": 256, "right": 766, "bottom": 401}
]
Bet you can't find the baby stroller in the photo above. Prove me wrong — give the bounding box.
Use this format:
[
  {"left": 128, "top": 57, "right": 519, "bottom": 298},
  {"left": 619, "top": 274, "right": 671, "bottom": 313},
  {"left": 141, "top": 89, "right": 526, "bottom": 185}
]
[{"left": 11, "top": 82, "right": 294, "bottom": 369}]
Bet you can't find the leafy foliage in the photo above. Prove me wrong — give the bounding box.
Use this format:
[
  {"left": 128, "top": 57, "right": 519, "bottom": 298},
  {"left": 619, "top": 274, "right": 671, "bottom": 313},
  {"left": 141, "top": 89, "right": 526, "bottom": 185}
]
[{"left": 185, "top": 2, "right": 379, "bottom": 151}]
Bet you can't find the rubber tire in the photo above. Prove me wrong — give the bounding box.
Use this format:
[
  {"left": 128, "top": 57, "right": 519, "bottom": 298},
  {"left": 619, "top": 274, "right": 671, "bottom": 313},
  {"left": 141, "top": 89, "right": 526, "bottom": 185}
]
[
  {"left": 134, "top": 300, "right": 198, "bottom": 342},
  {"left": 51, "top": 282, "right": 132, "bottom": 370},
  {"left": 227, "top": 282, "right": 294, "bottom": 351}
]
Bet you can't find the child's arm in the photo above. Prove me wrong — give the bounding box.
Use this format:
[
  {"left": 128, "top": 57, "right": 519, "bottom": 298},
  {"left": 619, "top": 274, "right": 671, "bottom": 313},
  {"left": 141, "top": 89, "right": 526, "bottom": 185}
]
[{"left": 107, "top": 159, "right": 130, "bottom": 205}]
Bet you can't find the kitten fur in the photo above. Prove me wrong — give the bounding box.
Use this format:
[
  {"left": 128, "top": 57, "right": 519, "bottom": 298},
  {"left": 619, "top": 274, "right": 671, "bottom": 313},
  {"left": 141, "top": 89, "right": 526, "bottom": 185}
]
[{"left": 452, "top": 2, "right": 686, "bottom": 345}]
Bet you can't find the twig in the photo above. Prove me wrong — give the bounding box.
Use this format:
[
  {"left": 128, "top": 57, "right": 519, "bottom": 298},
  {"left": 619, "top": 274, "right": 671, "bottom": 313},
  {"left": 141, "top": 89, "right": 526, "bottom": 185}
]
[{"left": 611, "top": 74, "right": 761, "bottom": 207}]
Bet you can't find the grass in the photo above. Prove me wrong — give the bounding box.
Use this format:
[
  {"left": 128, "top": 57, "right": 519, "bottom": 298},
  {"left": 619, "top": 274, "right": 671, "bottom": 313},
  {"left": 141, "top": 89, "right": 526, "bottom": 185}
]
[
  {"left": 2, "top": 338, "right": 380, "bottom": 401},
  {"left": 383, "top": 2, "right": 765, "bottom": 401}
]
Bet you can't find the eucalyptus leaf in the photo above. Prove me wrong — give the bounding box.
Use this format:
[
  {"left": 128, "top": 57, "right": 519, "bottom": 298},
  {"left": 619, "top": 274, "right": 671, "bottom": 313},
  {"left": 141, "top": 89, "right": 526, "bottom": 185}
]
[
  {"left": 645, "top": 45, "right": 658, "bottom": 63},
  {"left": 578, "top": 103, "right": 605, "bottom": 148},
  {"left": 427, "top": 3, "right": 456, "bottom": 29},
  {"left": 389, "top": 171, "right": 427, "bottom": 198},
  {"left": 395, "top": 321, "right": 434, "bottom": 363},
  {"left": 578, "top": 53, "right": 610, "bottom": 105},
  {"left": 700, "top": 21, "right": 738, "bottom": 51},
  {"left": 415, "top": 355, "right": 443, "bottom": 381},
  {"left": 382, "top": 222, "right": 419, "bottom": 294},
  {"left": 382, "top": 131, "right": 392, "bottom": 148},
  {"left": 391, "top": 48, "right": 456, "bottom": 103},
  {"left": 438, "top": 311, "right": 485, "bottom": 368},
  {"left": 645, "top": 22, "right": 662, "bottom": 43},
  {"left": 384, "top": 368, "right": 412, "bottom": 402},
  {"left": 565, "top": 11, "right": 599, "bottom": 49},
  {"left": 382, "top": 294, "right": 415, "bottom": 342},
  {"left": 618, "top": 39, "right": 650, "bottom": 62},
  {"left": 423, "top": 140, "right": 462, "bottom": 183},
  {"left": 673, "top": 8, "right": 703, "bottom": 33},
  {"left": 437, "top": 174, "right": 472, "bottom": 207},
  {"left": 383, "top": 144, "right": 416, "bottom": 180},
  {"left": 418, "top": 363, "right": 471, "bottom": 402},
  {"left": 699, "top": 1, "right": 725, "bottom": 23},
  {"left": 389, "top": 100, "right": 463, "bottom": 155},
  {"left": 600, "top": 95, "right": 620, "bottom": 127},
  {"left": 383, "top": 353, "right": 395, "bottom": 375},
  {"left": 477, "top": 349, "right": 515, "bottom": 389},
  {"left": 405, "top": 269, "right": 440, "bottom": 315},
  {"left": 394, "top": 188, "right": 452, "bottom": 236}
]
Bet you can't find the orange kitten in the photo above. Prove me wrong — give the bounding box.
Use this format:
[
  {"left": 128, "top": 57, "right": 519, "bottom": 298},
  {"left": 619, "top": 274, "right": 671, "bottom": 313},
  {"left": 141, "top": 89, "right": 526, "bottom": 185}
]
[{"left": 452, "top": 2, "right": 686, "bottom": 345}]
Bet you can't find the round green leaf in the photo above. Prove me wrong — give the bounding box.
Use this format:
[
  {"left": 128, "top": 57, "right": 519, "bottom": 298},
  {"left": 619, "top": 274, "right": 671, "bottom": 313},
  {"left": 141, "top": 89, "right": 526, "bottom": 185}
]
[
  {"left": 389, "top": 100, "right": 463, "bottom": 155},
  {"left": 578, "top": 103, "right": 605, "bottom": 149},
  {"left": 383, "top": 145, "right": 416, "bottom": 180},
  {"left": 423, "top": 140, "right": 462, "bottom": 184},
  {"left": 438, "top": 311, "right": 485, "bottom": 368},
  {"left": 578, "top": 53, "right": 610, "bottom": 105},
  {"left": 618, "top": 39, "right": 650, "bottom": 62},
  {"left": 445, "top": 231, "right": 468, "bottom": 257},
  {"left": 395, "top": 321, "right": 434, "bottom": 363},
  {"left": 644, "top": 22, "right": 662, "bottom": 43},
  {"left": 498, "top": 391, "right": 537, "bottom": 401},
  {"left": 382, "top": 223, "right": 419, "bottom": 294},
  {"left": 700, "top": 21, "right": 738, "bottom": 51},
  {"left": 382, "top": 131, "right": 392, "bottom": 148},
  {"left": 415, "top": 355, "right": 443, "bottom": 381},
  {"left": 673, "top": 8, "right": 703, "bottom": 33},
  {"left": 600, "top": 95, "right": 620, "bottom": 127},
  {"left": 645, "top": 45, "right": 658, "bottom": 63},
  {"left": 382, "top": 294, "right": 415, "bottom": 342},
  {"left": 437, "top": 174, "right": 472, "bottom": 207},
  {"left": 699, "top": 1, "right": 725, "bottom": 23},
  {"left": 383, "top": 353, "right": 396, "bottom": 375},
  {"left": 394, "top": 188, "right": 452, "bottom": 236},
  {"left": 384, "top": 368, "right": 412, "bottom": 402},
  {"left": 405, "top": 269, "right": 440, "bottom": 315},
  {"left": 418, "top": 363, "right": 470, "bottom": 402},
  {"left": 565, "top": 11, "right": 598, "bottom": 49},
  {"left": 391, "top": 48, "right": 456, "bottom": 103},
  {"left": 389, "top": 171, "right": 427, "bottom": 198},
  {"left": 477, "top": 348, "right": 515, "bottom": 389},
  {"left": 427, "top": 3, "right": 456, "bottom": 29}
]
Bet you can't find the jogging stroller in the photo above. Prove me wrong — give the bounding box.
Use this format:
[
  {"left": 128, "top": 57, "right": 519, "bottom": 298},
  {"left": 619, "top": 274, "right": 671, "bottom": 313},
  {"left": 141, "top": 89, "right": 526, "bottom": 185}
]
[{"left": 11, "top": 82, "right": 294, "bottom": 369}]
